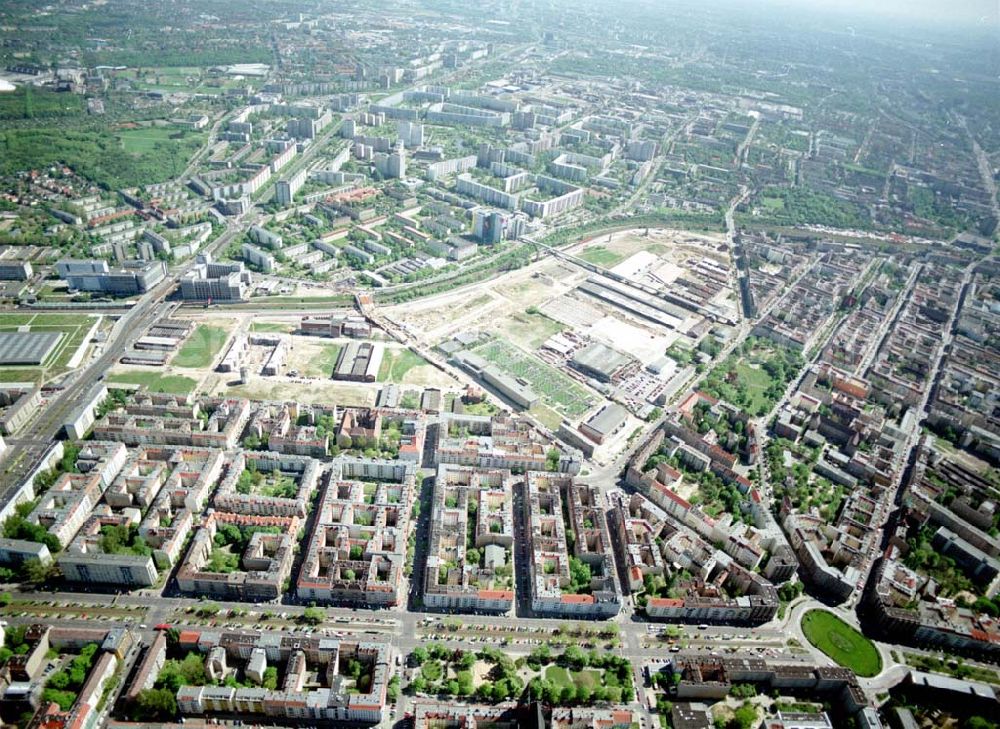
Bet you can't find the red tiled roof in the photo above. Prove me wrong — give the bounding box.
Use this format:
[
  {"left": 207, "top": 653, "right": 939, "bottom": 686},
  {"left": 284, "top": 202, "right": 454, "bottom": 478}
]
[
  {"left": 178, "top": 630, "right": 201, "bottom": 645},
  {"left": 647, "top": 597, "right": 684, "bottom": 607},
  {"left": 477, "top": 589, "right": 514, "bottom": 599}
]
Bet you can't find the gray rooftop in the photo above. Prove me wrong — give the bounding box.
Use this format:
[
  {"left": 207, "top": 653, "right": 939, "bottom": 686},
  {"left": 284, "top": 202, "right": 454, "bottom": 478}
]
[
  {"left": 0, "top": 331, "right": 63, "bottom": 366},
  {"left": 584, "top": 403, "right": 629, "bottom": 436},
  {"left": 571, "top": 342, "right": 632, "bottom": 378}
]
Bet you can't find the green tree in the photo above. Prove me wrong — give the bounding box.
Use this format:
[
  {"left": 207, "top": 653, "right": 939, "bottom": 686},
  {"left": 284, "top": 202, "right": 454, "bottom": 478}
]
[
  {"left": 409, "top": 675, "right": 427, "bottom": 694},
  {"left": 262, "top": 666, "right": 278, "bottom": 690},
  {"left": 562, "top": 645, "right": 587, "bottom": 670},
  {"left": 302, "top": 606, "right": 325, "bottom": 625}
]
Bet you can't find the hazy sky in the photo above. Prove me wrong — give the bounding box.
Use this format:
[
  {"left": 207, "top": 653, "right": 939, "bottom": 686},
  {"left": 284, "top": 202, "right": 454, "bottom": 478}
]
[{"left": 764, "top": 0, "right": 999, "bottom": 28}]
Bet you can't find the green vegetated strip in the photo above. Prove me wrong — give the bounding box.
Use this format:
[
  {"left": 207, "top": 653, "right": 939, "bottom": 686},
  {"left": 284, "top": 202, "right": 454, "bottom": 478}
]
[
  {"left": 172, "top": 325, "right": 230, "bottom": 368},
  {"left": 85, "top": 47, "right": 272, "bottom": 68},
  {"left": 0, "top": 369, "right": 43, "bottom": 384},
  {"left": 473, "top": 338, "right": 595, "bottom": 418},
  {"left": 107, "top": 372, "right": 197, "bottom": 395},
  {"left": 241, "top": 295, "right": 355, "bottom": 308},
  {"left": 800, "top": 610, "right": 881, "bottom": 678},
  {"left": 539, "top": 211, "right": 727, "bottom": 249},
  {"left": 0, "top": 313, "right": 37, "bottom": 326},
  {"left": 250, "top": 321, "right": 295, "bottom": 333}
]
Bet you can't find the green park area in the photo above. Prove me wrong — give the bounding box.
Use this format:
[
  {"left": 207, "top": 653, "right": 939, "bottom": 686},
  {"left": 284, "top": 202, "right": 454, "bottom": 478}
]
[
  {"left": 0, "top": 122, "right": 207, "bottom": 189},
  {"left": 172, "top": 325, "right": 230, "bottom": 368},
  {"left": 800, "top": 610, "right": 881, "bottom": 678},
  {"left": 107, "top": 372, "right": 197, "bottom": 395},
  {"left": 699, "top": 337, "right": 804, "bottom": 416},
  {"left": 408, "top": 643, "right": 633, "bottom": 705},
  {"left": 378, "top": 348, "right": 430, "bottom": 383},
  {"left": 235, "top": 466, "right": 299, "bottom": 499},
  {"left": 203, "top": 522, "right": 284, "bottom": 575}
]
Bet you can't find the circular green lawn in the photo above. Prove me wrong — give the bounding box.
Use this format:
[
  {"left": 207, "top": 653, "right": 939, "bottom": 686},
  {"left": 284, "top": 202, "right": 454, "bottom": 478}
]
[{"left": 800, "top": 609, "right": 882, "bottom": 677}]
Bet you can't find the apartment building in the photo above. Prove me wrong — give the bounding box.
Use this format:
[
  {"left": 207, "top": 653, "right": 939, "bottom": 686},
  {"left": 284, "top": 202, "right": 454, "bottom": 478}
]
[
  {"left": 436, "top": 413, "right": 582, "bottom": 475},
  {"left": 177, "top": 511, "right": 300, "bottom": 602},
  {"left": 172, "top": 630, "right": 392, "bottom": 725},
  {"left": 92, "top": 397, "right": 251, "bottom": 449},
  {"left": 423, "top": 465, "right": 516, "bottom": 613},
  {"left": 58, "top": 514, "right": 158, "bottom": 586},
  {"left": 297, "top": 458, "right": 414, "bottom": 606},
  {"left": 0, "top": 386, "right": 41, "bottom": 435},
  {"left": 523, "top": 472, "right": 621, "bottom": 617},
  {"left": 212, "top": 449, "right": 319, "bottom": 518}
]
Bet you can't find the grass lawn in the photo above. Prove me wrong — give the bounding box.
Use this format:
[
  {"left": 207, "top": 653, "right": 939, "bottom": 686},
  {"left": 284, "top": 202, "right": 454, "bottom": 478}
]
[
  {"left": 0, "top": 368, "right": 42, "bottom": 384},
  {"left": 250, "top": 321, "right": 295, "bottom": 333},
  {"left": 0, "top": 313, "right": 38, "bottom": 326},
  {"left": 107, "top": 372, "right": 197, "bottom": 395},
  {"left": 378, "top": 348, "right": 430, "bottom": 383},
  {"left": 730, "top": 361, "right": 775, "bottom": 414},
  {"left": 545, "top": 666, "right": 605, "bottom": 691},
  {"left": 117, "top": 125, "right": 205, "bottom": 156},
  {"left": 502, "top": 311, "right": 565, "bottom": 350},
  {"left": 302, "top": 343, "right": 343, "bottom": 378},
  {"left": 761, "top": 196, "right": 785, "bottom": 211},
  {"left": 579, "top": 245, "right": 624, "bottom": 267},
  {"left": 529, "top": 403, "right": 564, "bottom": 430},
  {"left": 172, "top": 325, "right": 229, "bottom": 368},
  {"left": 801, "top": 610, "right": 881, "bottom": 678}
]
